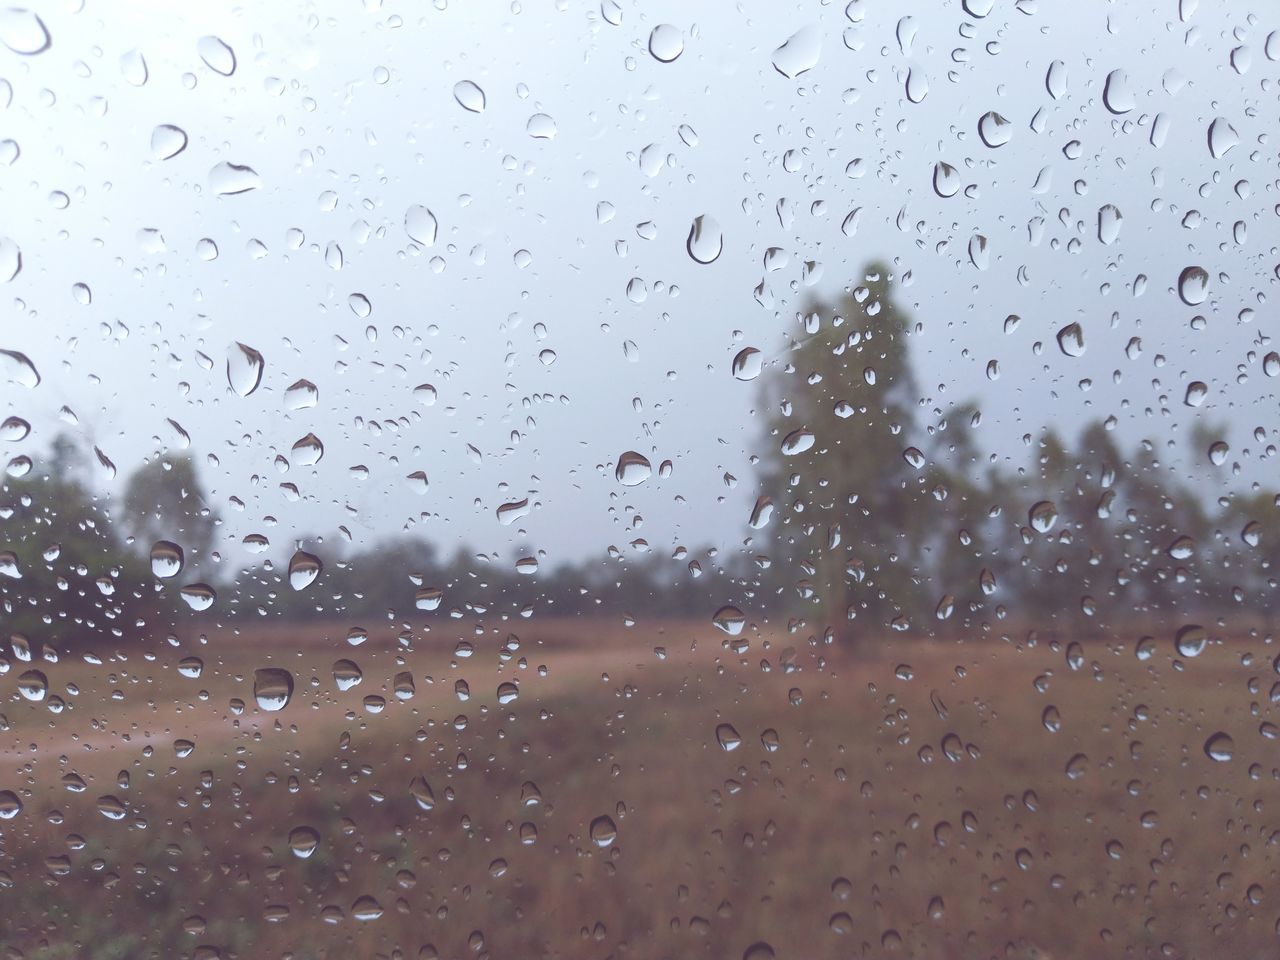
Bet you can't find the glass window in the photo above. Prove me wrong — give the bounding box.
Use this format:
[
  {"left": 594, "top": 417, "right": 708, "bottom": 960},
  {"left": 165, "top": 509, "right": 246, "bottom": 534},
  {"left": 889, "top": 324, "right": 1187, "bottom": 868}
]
[{"left": 1, "top": 2, "right": 1273, "bottom": 957}]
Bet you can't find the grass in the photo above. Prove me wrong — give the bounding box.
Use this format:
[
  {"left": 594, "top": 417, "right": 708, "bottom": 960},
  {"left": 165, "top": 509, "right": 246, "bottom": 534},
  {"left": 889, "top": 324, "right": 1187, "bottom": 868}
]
[{"left": 0, "top": 617, "right": 1274, "bottom": 959}]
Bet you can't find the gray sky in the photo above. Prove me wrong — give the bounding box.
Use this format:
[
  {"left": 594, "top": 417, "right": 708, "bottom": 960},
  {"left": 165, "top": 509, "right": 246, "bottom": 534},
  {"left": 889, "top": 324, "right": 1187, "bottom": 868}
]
[{"left": 1, "top": 0, "right": 1274, "bottom": 571}]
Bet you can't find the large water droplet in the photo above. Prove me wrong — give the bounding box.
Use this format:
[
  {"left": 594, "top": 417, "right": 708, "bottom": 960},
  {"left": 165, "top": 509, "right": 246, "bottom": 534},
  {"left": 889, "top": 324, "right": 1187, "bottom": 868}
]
[
  {"left": 526, "top": 113, "right": 557, "bottom": 139},
  {"left": 615, "top": 451, "right": 652, "bottom": 486},
  {"left": 1175, "top": 624, "right": 1207, "bottom": 658},
  {"left": 284, "top": 379, "right": 318, "bottom": 410},
  {"left": 179, "top": 583, "right": 216, "bottom": 611},
  {"left": 150, "top": 124, "right": 188, "bottom": 161},
  {"left": 715, "top": 723, "right": 742, "bottom": 751},
  {"left": 1102, "top": 69, "right": 1134, "bottom": 114},
  {"left": 1029, "top": 500, "right": 1059, "bottom": 533},
  {"left": 0, "top": 236, "right": 21, "bottom": 283},
  {"left": 932, "top": 161, "right": 960, "bottom": 198},
  {"left": 1177, "top": 266, "right": 1209, "bottom": 305},
  {"left": 209, "top": 162, "right": 260, "bottom": 196},
  {"left": 291, "top": 433, "right": 324, "bottom": 466},
  {"left": 197, "top": 36, "right": 236, "bottom": 76},
  {"left": 977, "top": 111, "right": 1012, "bottom": 148},
  {"left": 732, "top": 347, "right": 762, "bottom": 381},
  {"left": 227, "top": 342, "right": 264, "bottom": 396},
  {"left": 1203, "top": 732, "right": 1234, "bottom": 762},
  {"left": 288, "top": 550, "right": 322, "bottom": 591},
  {"left": 711, "top": 605, "right": 745, "bottom": 635},
  {"left": 405, "top": 205, "right": 438, "bottom": 246},
  {"left": 1045, "top": 59, "right": 1067, "bottom": 99},
  {"left": 780, "top": 428, "right": 815, "bottom": 456},
  {"left": 253, "top": 668, "right": 294, "bottom": 711},
  {"left": 1207, "top": 118, "right": 1239, "bottom": 159},
  {"left": 589, "top": 814, "right": 618, "bottom": 847},
  {"left": 0, "top": 349, "right": 39, "bottom": 388},
  {"left": 1056, "top": 322, "right": 1086, "bottom": 357},
  {"left": 1097, "top": 205, "right": 1122, "bottom": 245},
  {"left": 288, "top": 826, "right": 319, "bottom": 858},
  {"left": 686, "top": 215, "right": 723, "bottom": 264},
  {"left": 452, "top": 80, "right": 485, "bottom": 113},
  {"left": 150, "top": 541, "right": 184, "bottom": 579},
  {"left": 648, "top": 24, "right": 683, "bottom": 62},
  {"left": 17, "top": 668, "right": 47, "bottom": 701},
  {"left": 771, "top": 25, "right": 821, "bottom": 79},
  {"left": 0, "top": 7, "right": 50, "bottom": 55}
]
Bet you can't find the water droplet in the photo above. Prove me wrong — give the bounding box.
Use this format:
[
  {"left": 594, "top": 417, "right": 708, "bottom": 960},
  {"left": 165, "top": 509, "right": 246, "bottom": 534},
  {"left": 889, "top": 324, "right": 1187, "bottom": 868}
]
[
  {"left": 253, "top": 668, "right": 294, "bottom": 711},
  {"left": 1029, "top": 500, "right": 1058, "bottom": 533},
  {"left": 902, "top": 447, "right": 925, "bottom": 470},
  {"left": 749, "top": 496, "right": 774, "bottom": 529},
  {"left": 0, "top": 349, "right": 39, "bottom": 387},
  {"left": 1175, "top": 624, "right": 1208, "bottom": 658},
  {"left": 526, "top": 113, "right": 557, "bottom": 139},
  {"left": 589, "top": 814, "right": 618, "bottom": 847},
  {"left": 227, "top": 342, "right": 264, "bottom": 397},
  {"left": 452, "top": 80, "right": 485, "bottom": 112},
  {"left": 686, "top": 215, "right": 722, "bottom": 264},
  {"left": 1102, "top": 69, "right": 1134, "bottom": 114},
  {"left": 1184, "top": 381, "right": 1208, "bottom": 408},
  {"left": 288, "top": 826, "right": 320, "bottom": 858},
  {"left": 1045, "top": 59, "right": 1067, "bottom": 99},
  {"left": 150, "top": 541, "right": 184, "bottom": 579},
  {"left": 743, "top": 943, "right": 775, "bottom": 960},
  {"left": 715, "top": 723, "right": 742, "bottom": 751},
  {"left": 0, "top": 7, "right": 50, "bottom": 55},
  {"left": 1204, "top": 732, "right": 1234, "bottom": 762},
  {"left": 932, "top": 162, "right": 960, "bottom": 198},
  {"left": 333, "top": 659, "right": 363, "bottom": 691},
  {"left": 178, "top": 657, "right": 204, "bottom": 679},
  {"left": 1207, "top": 118, "right": 1239, "bottom": 159},
  {"left": 17, "top": 668, "right": 47, "bottom": 701},
  {"left": 288, "top": 550, "right": 322, "bottom": 591},
  {"left": 648, "top": 24, "right": 683, "bottom": 62},
  {"left": 772, "top": 25, "right": 821, "bottom": 78},
  {"left": 119, "top": 48, "right": 148, "bottom": 86},
  {"left": 284, "top": 379, "right": 318, "bottom": 410},
  {"left": 1177, "top": 266, "right": 1209, "bottom": 305},
  {"left": 977, "top": 111, "right": 1012, "bottom": 148},
  {"left": 731, "top": 347, "right": 762, "bottom": 381},
  {"left": 0, "top": 790, "right": 22, "bottom": 819},
  {"left": 497, "top": 681, "right": 519, "bottom": 705},
  {"left": 615, "top": 451, "right": 652, "bottom": 486},
  {"left": 405, "top": 205, "right": 438, "bottom": 246},
  {"left": 1167, "top": 536, "right": 1194, "bottom": 560},
  {"left": 780, "top": 428, "right": 815, "bottom": 456},
  {"left": 0, "top": 416, "right": 30, "bottom": 442},
  {"left": 97, "top": 795, "right": 127, "bottom": 820},
  {"left": 497, "top": 498, "right": 531, "bottom": 525},
  {"left": 197, "top": 36, "right": 236, "bottom": 76},
  {"left": 904, "top": 67, "right": 928, "bottom": 103},
  {"left": 1056, "top": 322, "right": 1085, "bottom": 357},
  {"left": 209, "top": 161, "right": 260, "bottom": 196},
  {"left": 179, "top": 583, "right": 216, "bottom": 611},
  {"left": 0, "top": 236, "right": 21, "bottom": 283},
  {"left": 711, "top": 605, "right": 745, "bottom": 636},
  {"left": 1097, "top": 205, "right": 1122, "bottom": 245},
  {"left": 351, "top": 896, "right": 383, "bottom": 921},
  {"left": 291, "top": 433, "right": 324, "bottom": 466}
]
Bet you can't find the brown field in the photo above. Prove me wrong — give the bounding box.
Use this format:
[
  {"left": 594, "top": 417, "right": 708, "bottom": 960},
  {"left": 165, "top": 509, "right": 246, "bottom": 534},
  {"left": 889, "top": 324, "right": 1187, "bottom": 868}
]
[{"left": 0, "top": 617, "right": 1273, "bottom": 959}]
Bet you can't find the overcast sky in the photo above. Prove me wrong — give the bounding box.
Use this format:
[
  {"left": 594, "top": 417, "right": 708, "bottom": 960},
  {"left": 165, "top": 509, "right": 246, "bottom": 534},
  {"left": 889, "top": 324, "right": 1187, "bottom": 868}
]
[{"left": 1, "top": 0, "right": 1274, "bottom": 572}]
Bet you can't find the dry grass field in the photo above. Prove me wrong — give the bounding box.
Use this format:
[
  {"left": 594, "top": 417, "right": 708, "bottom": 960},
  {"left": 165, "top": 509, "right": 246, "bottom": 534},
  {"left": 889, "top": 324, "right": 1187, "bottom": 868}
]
[{"left": 0, "top": 617, "right": 1273, "bottom": 959}]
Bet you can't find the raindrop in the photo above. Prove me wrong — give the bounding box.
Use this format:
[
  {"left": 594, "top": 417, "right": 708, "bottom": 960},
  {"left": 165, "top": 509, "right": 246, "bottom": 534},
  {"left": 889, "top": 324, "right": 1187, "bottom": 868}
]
[
  {"left": 227, "top": 342, "right": 264, "bottom": 397},
  {"left": 209, "top": 162, "right": 260, "bottom": 196},
  {"left": 1045, "top": 59, "right": 1067, "bottom": 99},
  {"left": 1097, "top": 205, "right": 1122, "bottom": 245},
  {"left": 288, "top": 551, "right": 322, "bottom": 591},
  {"left": 253, "top": 668, "right": 294, "bottom": 711},
  {"left": 0, "top": 791, "right": 22, "bottom": 819},
  {"left": 1102, "top": 69, "right": 1134, "bottom": 113},
  {"left": 932, "top": 162, "right": 960, "bottom": 198},
  {"left": 1207, "top": 118, "right": 1239, "bottom": 159},
  {"left": 288, "top": 826, "right": 319, "bottom": 858},
  {"left": 0, "top": 349, "right": 39, "bottom": 387},
  {"left": 977, "top": 111, "right": 1012, "bottom": 147},
  {"left": 648, "top": 24, "right": 683, "bottom": 62},
  {"left": 179, "top": 583, "right": 216, "bottom": 611},
  {"left": 686, "top": 215, "right": 723, "bottom": 264},
  {"left": 452, "top": 80, "right": 485, "bottom": 113},
  {"left": 333, "top": 660, "right": 363, "bottom": 692},
  {"left": 1029, "top": 500, "right": 1058, "bottom": 533},
  {"left": 119, "top": 48, "right": 148, "bottom": 86},
  {"left": 0, "top": 237, "right": 21, "bottom": 282},
  {"left": 1056, "top": 322, "right": 1085, "bottom": 357},
  {"left": 589, "top": 814, "right": 618, "bottom": 847},
  {"left": 715, "top": 723, "right": 742, "bottom": 751},
  {"left": 1177, "top": 266, "right": 1209, "bottom": 305},
  {"left": 284, "top": 379, "right": 319, "bottom": 410},
  {"left": 291, "top": 433, "right": 324, "bottom": 466},
  {"left": 150, "top": 541, "right": 185, "bottom": 579},
  {"left": 405, "top": 205, "right": 438, "bottom": 246},
  {"left": 771, "top": 25, "right": 821, "bottom": 79},
  {"left": 1175, "top": 624, "right": 1207, "bottom": 658},
  {"left": 526, "top": 113, "right": 557, "bottom": 139},
  {"left": 1203, "top": 732, "right": 1234, "bottom": 762},
  {"left": 1184, "top": 381, "right": 1208, "bottom": 408},
  {"left": 780, "top": 428, "right": 815, "bottom": 456},
  {"left": 711, "top": 605, "right": 745, "bottom": 635},
  {"left": 17, "top": 669, "right": 47, "bottom": 701},
  {"left": 905, "top": 67, "right": 928, "bottom": 103},
  {"left": 497, "top": 681, "right": 519, "bottom": 705},
  {"left": 197, "top": 36, "right": 236, "bottom": 76},
  {"left": 0, "top": 7, "right": 49, "bottom": 55},
  {"left": 616, "top": 451, "right": 652, "bottom": 486},
  {"left": 732, "top": 347, "right": 762, "bottom": 381}
]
